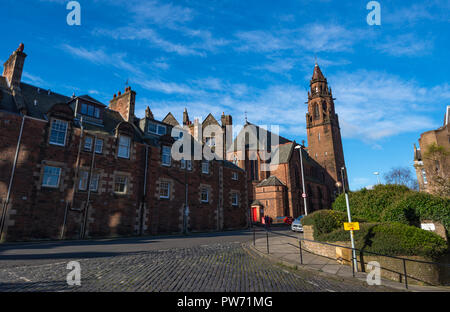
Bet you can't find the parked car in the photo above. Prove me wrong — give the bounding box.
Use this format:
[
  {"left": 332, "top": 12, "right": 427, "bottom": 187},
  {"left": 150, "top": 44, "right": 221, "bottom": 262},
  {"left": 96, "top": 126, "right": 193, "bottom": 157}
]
[{"left": 291, "top": 216, "right": 304, "bottom": 232}]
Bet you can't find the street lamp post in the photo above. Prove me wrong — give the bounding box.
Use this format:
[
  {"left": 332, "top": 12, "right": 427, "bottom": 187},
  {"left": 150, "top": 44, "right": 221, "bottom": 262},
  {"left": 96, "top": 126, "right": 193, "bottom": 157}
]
[
  {"left": 373, "top": 171, "right": 380, "bottom": 185},
  {"left": 341, "top": 166, "right": 358, "bottom": 272},
  {"left": 295, "top": 145, "right": 308, "bottom": 216}
]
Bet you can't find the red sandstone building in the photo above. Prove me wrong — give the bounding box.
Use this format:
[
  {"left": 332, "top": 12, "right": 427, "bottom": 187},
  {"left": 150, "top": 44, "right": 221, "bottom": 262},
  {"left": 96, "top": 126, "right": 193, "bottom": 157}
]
[
  {"left": 0, "top": 44, "right": 247, "bottom": 242},
  {"left": 228, "top": 64, "right": 348, "bottom": 223}
]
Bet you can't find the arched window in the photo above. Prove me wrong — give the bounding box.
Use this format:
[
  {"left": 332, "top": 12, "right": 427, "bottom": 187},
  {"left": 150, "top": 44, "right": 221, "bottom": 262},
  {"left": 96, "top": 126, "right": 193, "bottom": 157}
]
[{"left": 313, "top": 104, "right": 319, "bottom": 119}]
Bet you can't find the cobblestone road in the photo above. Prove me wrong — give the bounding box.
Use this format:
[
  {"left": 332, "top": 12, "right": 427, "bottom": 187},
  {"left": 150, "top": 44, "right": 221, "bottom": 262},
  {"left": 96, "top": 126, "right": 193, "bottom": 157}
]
[{"left": 0, "top": 242, "right": 392, "bottom": 292}]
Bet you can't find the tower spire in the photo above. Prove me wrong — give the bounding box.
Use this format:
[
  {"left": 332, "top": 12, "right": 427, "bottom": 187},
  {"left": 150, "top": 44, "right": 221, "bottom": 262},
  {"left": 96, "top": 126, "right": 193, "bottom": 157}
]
[{"left": 306, "top": 63, "right": 347, "bottom": 190}]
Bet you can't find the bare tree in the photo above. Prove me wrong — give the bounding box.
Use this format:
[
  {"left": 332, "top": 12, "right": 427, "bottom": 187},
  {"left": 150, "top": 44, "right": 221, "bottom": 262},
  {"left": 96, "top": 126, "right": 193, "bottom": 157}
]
[{"left": 383, "top": 167, "right": 419, "bottom": 190}]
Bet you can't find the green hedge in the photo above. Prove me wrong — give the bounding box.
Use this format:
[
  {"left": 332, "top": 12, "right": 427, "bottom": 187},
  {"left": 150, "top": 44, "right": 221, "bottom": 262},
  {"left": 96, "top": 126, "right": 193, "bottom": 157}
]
[
  {"left": 382, "top": 192, "right": 450, "bottom": 233},
  {"left": 301, "top": 210, "right": 365, "bottom": 239},
  {"left": 333, "top": 184, "right": 411, "bottom": 221},
  {"left": 333, "top": 184, "right": 450, "bottom": 236},
  {"left": 318, "top": 222, "right": 448, "bottom": 260}
]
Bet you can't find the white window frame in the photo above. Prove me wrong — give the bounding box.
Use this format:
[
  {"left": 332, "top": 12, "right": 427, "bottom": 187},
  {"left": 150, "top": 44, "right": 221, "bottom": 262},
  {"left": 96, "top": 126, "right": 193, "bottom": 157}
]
[
  {"left": 84, "top": 137, "right": 93, "bottom": 151},
  {"left": 78, "top": 171, "right": 89, "bottom": 191},
  {"left": 49, "top": 119, "right": 68, "bottom": 146},
  {"left": 232, "top": 172, "right": 238, "bottom": 180},
  {"left": 148, "top": 123, "right": 167, "bottom": 136},
  {"left": 201, "top": 188, "right": 209, "bottom": 203},
  {"left": 159, "top": 181, "right": 170, "bottom": 199},
  {"left": 232, "top": 193, "right": 239, "bottom": 206},
  {"left": 162, "top": 146, "right": 171, "bottom": 166},
  {"left": 202, "top": 161, "right": 209, "bottom": 174},
  {"left": 42, "top": 166, "right": 61, "bottom": 188},
  {"left": 118, "top": 135, "right": 131, "bottom": 159},
  {"left": 157, "top": 125, "right": 166, "bottom": 135},
  {"left": 114, "top": 175, "right": 128, "bottom": 194},
  {"left": 89, "top": 173, "right": 99, "bottom": 192},
  {"left": 94, "top": 138, "right": 103, "bottom": 154}
]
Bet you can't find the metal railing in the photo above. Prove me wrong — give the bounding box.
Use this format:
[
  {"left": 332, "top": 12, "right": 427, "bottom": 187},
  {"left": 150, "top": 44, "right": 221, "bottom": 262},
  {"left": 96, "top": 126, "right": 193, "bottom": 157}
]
[{"left": 251, "top": 225, "right": 450, "bottom": 289}]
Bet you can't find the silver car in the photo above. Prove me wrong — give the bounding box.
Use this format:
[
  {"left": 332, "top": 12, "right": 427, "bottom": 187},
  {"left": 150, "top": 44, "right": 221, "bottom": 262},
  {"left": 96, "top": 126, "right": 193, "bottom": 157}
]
[{"left": 291, "top": 216, "right": 304, "bottom": 232}]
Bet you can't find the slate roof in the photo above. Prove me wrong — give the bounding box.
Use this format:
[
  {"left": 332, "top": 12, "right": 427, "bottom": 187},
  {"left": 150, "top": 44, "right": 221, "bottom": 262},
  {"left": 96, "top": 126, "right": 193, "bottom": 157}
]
[
  {"left": 162, "top": 112, "right": 180, "bottom": 126},
  {"left": 78, "top": 94, "right": 106, "bottom": 106},
  {"left": 256, "top": 176, "right": 285, "bottom": 187},
  {"left": 231, "top": 122, "right": 292, "bottom": 152},
  {"left": 0, "top": 77, "right": 249, "bottom": 169}
]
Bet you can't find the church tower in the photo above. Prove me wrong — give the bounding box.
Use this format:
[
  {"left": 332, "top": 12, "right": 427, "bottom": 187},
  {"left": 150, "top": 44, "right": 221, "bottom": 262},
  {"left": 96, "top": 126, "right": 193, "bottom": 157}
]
[{"left": 306, "top": 63, "right": 348, "bottom": 187}]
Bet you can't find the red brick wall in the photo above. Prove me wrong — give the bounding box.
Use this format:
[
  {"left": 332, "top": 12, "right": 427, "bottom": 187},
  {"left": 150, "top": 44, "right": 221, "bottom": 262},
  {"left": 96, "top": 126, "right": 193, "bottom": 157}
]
[{"left": 0, "top": 111, "right": 248, "bottom": 242}]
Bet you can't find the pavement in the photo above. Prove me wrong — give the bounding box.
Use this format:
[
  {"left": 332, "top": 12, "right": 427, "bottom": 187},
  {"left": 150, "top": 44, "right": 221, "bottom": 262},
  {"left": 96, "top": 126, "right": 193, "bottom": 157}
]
[
  {"left": 0, "top": 228, "right": 396, "bottom": 292},
  {"left": 247, "top": 229, "right": 450, "bottom": 292}
]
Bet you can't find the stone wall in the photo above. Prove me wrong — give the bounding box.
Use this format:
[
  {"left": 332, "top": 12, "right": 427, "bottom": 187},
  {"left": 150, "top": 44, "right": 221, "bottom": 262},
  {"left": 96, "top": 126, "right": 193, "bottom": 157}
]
[{"left": 302, "top": 225, "right": 449, "bottom": 286}]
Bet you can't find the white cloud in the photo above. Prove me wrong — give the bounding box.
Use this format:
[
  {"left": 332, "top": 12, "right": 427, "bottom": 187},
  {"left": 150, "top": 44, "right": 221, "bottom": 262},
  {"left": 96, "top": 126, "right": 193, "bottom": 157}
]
[
  {"left": 235, "top": 23, "right": 364, "bottom": 54},
  {"left": 375, "top": 33, "right": 434, "bottom": 57},
  {"left": 22, "top": 71, "right": 45, "bottom": 85},
  {"left": 331, "top": 70, "right": 446, "bottom": 141}
]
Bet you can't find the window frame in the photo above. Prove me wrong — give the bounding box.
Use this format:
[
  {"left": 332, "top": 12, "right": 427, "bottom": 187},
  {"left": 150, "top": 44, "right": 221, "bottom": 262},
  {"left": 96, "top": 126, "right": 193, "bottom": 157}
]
[
  {"left": 162, "top": 146, "right": 172, "bottom": 166},
  {"left": 202, "top": 160, "right": 209, "bottom": 174},
  {"left": 232, "top": 192, "right": 239, "bottom": 206},
  {"left": 232, "top": 172, "right": 238, "bottom": 180},
  {"left": 113, "top": 175, "right": 128, "bottom": 194},
  {"left": 117, "top": 135, "right": 131, "bottom": 159},
  {"left": 159, "top": 181, "right": 170, "bottom": 199},
  {"left": 94, "top": 138, "right": 103, "bottom": 154},
  {"left": 42, "top": 166, "right": 61, "bottom": 188},
  {"left": 49, "top": 119, "right": 68, "bottom": 147},
  {"left": 84, "top": 136, "right": 93, "bottom": 151},
  {"left": 201, "top": 188, "right": 209, "bottom": 203}
]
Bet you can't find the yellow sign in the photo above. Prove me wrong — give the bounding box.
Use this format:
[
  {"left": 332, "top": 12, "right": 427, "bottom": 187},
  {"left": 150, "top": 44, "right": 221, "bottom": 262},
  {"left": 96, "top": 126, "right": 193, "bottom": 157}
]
[{"left": 344, "top": 222, "right": 360, "bottom": 231}]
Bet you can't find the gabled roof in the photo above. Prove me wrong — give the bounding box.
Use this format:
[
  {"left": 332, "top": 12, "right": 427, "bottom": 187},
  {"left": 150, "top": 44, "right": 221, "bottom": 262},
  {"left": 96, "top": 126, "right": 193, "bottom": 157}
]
[
  {"left": 202, "top": 113, "right": 220, "bottom": 127},
  {"left": 77, "top": 94, "right": 106, "bottom": 106},
  {"left": 162, "top": 112, "right": 179, "bottom": 126},
  {"left": 256, "top": 176, "right": 285, "bottom": 187},
  {"left": 231, "top": 122, "right": 292, "bottom": 152}
]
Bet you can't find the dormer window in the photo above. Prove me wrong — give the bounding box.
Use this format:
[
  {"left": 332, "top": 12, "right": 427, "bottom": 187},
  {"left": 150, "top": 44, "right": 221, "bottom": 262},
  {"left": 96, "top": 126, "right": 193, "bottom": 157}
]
[
  {"left": 80, "top": 103, "right": 101, "bottom": 118},
  {"left": 148, "top": 122, "right": 167, "bottom": 135},
  {"left": 49, "top": 119, "right": 68, "bottom": 146}
]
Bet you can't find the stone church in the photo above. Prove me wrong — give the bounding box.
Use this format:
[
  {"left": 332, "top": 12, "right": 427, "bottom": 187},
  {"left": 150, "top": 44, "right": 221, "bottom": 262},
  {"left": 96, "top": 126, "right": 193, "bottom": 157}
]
[{"left": 227, "top": 63, "right": 348, "bottom": 223}]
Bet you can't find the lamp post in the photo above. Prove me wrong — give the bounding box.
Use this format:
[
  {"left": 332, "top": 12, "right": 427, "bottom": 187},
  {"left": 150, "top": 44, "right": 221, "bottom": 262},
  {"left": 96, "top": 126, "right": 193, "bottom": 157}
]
[
  {"left": 373, "top": 171, "right": 380, "bottom": 185},
  {"left": 295, "top": 145, "right": 308, "bottom": 216},
  {"left": 341, "top": 166, "right": 357, "bottom": 272}
]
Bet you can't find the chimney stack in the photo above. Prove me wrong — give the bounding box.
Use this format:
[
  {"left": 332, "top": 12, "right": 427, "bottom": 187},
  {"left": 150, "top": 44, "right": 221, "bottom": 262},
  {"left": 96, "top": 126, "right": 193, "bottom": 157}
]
[
  {"left": 109, "top": 86, "right": 136, "bottom": 122},
  {"left": 3, "top": 43, "right": 27, "bottom": 89}
]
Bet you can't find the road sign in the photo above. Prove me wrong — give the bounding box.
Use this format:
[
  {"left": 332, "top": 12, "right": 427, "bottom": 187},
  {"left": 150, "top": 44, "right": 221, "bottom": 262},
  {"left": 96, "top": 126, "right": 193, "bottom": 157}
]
[
  {"left": 344, "top": 222, "right": 360, "bottom": 231},
  {"left": 302, "top": 193, "right": 307, "bottom": 198}
]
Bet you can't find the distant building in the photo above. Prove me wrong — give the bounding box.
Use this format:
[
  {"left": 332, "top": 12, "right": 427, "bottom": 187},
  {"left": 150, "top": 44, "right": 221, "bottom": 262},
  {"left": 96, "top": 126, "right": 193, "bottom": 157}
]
[{"left": 413, "top": 106, "right": 450, "bottom": 196}]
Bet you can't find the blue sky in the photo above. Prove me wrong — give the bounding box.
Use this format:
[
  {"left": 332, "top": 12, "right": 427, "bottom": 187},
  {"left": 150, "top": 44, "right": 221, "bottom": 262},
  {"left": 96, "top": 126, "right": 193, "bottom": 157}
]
[{"left": 2, "top": 0, "right": 449, "bottom": 190}]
